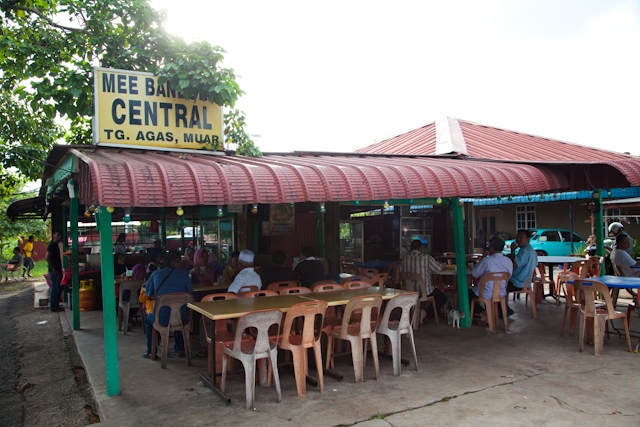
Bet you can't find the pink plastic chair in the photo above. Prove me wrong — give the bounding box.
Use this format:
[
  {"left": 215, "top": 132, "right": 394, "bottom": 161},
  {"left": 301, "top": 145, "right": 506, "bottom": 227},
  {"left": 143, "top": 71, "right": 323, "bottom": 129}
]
[
  {"left": 266, "top": 280, "right": 299, "bottom": 292},
  {"left": 150, "top": 292, "right": 194, "bottom": 369},
  {"left": 325, "top": 295, "right": 383, "bottom": 383},
  {"left": 279, "top": 286, "right": 312, "bottom": 295}
]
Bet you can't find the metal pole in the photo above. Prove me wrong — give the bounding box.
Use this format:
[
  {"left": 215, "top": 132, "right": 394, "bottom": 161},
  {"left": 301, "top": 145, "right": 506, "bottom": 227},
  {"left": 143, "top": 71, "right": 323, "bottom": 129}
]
[
  {"left": 451, "top": 198, "right": 470, "bottom": 328},
  {"left": 593, "top": 191, "right": 605, "bottom": 276},
  {"left": 316, "top": 203, "right": 325, "bottom": 257},
  {"left": 97, "top": 207, "right": 120, "bottom": 396},
  {"left": 70, "top": 197, "right": 80, "bottom": 330},
  {"left": 569, "top": 201, "right": 574, "bottom": 253}
]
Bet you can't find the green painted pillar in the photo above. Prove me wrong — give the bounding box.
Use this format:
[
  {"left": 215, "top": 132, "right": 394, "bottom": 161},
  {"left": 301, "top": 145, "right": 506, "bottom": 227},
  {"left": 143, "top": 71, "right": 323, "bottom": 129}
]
[
  {"left": 593, "top": 190, "right": 605, "bottom": 276},
  {"left": 316, "top": 203, "right": 325, "bottom": 257},
  {"left": 70, "top": 196, "right": 80, "bottom": 330},
  {"left": 451, "top": 198, "right": 470, "bottom": 328},
  {"left": 97, "top": 207, "right": 119, "bottom": 396}
]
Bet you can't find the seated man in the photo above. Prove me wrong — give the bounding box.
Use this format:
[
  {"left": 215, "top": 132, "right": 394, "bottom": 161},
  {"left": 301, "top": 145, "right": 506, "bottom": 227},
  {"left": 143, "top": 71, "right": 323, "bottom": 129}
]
[
  {"left": 402, "top": 239, "right": 447, "bottom": 321},
  {"left": 221, "top": 251, "right": 241, "bottom": 286},
  {"left": 228, "top": 249, "right": 262, "bottom": 294},
  {"left": 142, "top": 251, "right": 193, "bottom": 359},
  {"left": 611, "top": 234, "right": 640, "bottom": 277},
  {"left": 261, "top": 250, "right": 293, "bottom": 286},
  {"left": 505, "top": 229, "right": 538, "bottom": 317},
  {"left": 468, "top": 237, "right": 513, "bottom": 324},
  {"left": 3, "top": 247, "right": 24, "bottom": 280},
  {"left": 292, "top": 246, "right": 325, "bottom": 288},
  {"left": 147, "top": 239, "right": 164, "bottom": 265}
]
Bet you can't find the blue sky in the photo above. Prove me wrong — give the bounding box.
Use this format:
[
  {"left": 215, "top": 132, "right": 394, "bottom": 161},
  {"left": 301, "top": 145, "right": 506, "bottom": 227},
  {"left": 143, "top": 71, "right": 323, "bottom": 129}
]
[{"left": 150, "top": 0, "right": 640, "bottom": 155}]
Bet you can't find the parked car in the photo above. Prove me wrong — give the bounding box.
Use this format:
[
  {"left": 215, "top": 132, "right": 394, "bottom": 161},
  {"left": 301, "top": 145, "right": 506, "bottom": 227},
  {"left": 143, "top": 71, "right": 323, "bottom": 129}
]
[{"left": 502, "top": 229, "right": 585, "bottom": 256}]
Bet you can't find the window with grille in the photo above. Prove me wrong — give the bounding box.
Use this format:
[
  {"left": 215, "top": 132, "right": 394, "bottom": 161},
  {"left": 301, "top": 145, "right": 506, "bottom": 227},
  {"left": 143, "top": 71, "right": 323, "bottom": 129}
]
[{"left": 516, "top": 205, "right": 536, "bottom": 230}]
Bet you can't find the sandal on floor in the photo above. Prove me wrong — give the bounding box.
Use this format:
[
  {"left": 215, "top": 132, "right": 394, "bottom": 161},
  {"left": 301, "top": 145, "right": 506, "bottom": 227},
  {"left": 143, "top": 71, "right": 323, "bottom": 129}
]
[
  {"left": 142, "top": 353, "right": 151, "bottom": 359},
  {"left": 196, "top": 349, "right": 207, "bottom": 357},
  {"left": 171, "top": 350, "right": 186, "bottom": 358}
]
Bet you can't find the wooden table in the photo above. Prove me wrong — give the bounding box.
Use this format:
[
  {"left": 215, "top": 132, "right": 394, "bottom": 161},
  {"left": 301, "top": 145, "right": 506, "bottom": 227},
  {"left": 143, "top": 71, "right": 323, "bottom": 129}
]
[{"left": 188, "top": 287, "right": 406, "bottom": 403}]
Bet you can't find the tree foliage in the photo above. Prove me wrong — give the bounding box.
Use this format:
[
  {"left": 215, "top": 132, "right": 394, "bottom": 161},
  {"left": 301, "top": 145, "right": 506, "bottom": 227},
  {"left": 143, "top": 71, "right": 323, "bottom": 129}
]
[
  {"left": 224, "top": 109, "right": 262, "bottom": 157},
  {"left": 0, "top": 0, "right": 260, "bottom": 194}
]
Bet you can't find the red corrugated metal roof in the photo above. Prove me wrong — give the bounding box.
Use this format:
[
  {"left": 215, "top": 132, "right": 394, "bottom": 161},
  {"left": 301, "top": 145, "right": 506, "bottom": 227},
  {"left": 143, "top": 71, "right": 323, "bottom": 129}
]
[
  {"left": 71, "top": 147, "right": 568, "bottom": 208},
  {"left": 355, "top": 117, "right": 640, "bottom": 185}
]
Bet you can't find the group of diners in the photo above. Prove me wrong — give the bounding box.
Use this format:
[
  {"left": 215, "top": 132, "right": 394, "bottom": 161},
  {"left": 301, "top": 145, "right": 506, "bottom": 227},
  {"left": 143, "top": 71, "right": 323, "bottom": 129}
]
[
  {"left": 136, "top": 245, "right": 328, "bottom": 358},
  {"left": 400, "top": 230, "right": 538, "bottom": 326}
]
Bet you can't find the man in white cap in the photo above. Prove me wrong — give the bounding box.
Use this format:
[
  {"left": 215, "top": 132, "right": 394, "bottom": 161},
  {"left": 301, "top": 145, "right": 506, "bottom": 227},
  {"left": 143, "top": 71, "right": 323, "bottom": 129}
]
[
  {"left": 228, "top": 249, "right": 262, "bottom": 294},
  {"left": 609, "top": 222, "right": 633, "bottom": 256}
]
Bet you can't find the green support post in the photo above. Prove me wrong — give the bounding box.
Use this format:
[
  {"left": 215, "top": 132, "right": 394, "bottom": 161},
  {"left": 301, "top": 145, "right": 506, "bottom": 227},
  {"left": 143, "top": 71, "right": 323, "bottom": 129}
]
[
  {"left": 97, "top": 207, "right": 119, "bottom": 396},
  {"left": 451, "top": 198, "right": 470, "bottom": 328},
  {"left": 70, "top": 197, "right": 80, "bottom": 330},
  {"left": 316, "top": 203, "right": 325, "bottom": 257},
  {"left": 593, "top": 190, "right": 605, "bottom": 276}
]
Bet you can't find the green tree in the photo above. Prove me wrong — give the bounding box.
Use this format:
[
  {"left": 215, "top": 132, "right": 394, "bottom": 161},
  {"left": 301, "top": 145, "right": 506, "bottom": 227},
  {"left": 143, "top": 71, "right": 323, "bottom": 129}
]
[{"left": 0, "top": 0, "right": 260, "bottom": 194}]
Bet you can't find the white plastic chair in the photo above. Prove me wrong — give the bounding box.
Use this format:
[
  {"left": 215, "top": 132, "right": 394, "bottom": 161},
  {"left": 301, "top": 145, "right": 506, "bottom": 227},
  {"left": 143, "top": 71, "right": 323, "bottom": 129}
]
[
  {"left": 221, "top": 309, "right": 283, "bottom": 409},
  {"left": 376, "top": 292, "right": 419, "bottom": 376}
]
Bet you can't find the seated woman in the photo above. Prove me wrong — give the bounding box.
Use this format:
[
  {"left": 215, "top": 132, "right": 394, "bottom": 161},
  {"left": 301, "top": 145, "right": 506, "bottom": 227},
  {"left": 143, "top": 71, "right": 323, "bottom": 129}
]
[{"left": 189, "top": 248, "right": 216, "bottom": 283}]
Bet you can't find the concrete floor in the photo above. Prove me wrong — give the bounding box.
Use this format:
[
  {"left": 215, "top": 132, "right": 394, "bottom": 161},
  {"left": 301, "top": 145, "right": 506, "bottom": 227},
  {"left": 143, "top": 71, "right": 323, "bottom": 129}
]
[{"left": 60, "top": 293, "right": 640, "bottom": 427}]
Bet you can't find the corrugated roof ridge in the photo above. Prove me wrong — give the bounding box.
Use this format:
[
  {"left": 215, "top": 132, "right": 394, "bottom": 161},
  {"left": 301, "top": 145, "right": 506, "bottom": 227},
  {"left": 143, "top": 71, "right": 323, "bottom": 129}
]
[
  {"left": 354, "top": 120, "right": 437, "bottom": 153},
  {"left": 458, "top": 119, "right": 638, "bottom": 160}
]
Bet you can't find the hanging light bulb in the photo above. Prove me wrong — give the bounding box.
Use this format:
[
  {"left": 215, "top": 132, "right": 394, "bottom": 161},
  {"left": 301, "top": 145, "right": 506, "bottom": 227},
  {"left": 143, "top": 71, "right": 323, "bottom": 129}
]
[
  {"left": 251, "top": 204, "right": 258, "bottom": 214},
  {"left": 497, "top": 196, "right": 502, "bottom": 201},
  {"left": 354, "top": 200, "right": 360, "bottom": 206},
  {"left": 84, "top": 208, "right": 91, "bottom": 217},
  {"left": 123, "top": 213, "right": 131, "bottom": 223},
  {"left": 508, "top": 196, "right": 513, "bottom": 201},
  {"left": 383, "top": 200, "right": 390, "bottom": 209},
  {"left": 289, "top": 202, "right": 295, "bottom": 208},
  {"left": 528, "top": 195, "right": 533, "bottom": 201},
  {"left": 106, "top": 206, "right": 115, "bottom": 213},
  {"left": 436, "top": 197, "right": 442, "bottom": 204},
  {"left": 176, "top": 206, "right": 184, "bottom": 216},
  {"left": 217, "top": 206, "right": 224, "bottom": 217},
  {"left": 607, "top": 190, "right": 612, "bottom": 197},
  {"left": 553, "top": 193, "right": 557, "bottom": 199},
  {"left": 88, "top": 204, "right": 96, "bottom": 213},
  {"left": 408, "top": 199, "right": 413, "bottom": 204},
  {"left": 320, "top": 202, "right": 326, "bottom": 213}
]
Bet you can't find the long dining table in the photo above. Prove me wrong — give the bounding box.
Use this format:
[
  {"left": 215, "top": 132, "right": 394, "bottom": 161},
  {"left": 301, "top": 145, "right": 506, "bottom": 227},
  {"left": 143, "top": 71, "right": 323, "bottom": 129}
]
[{"left": 188, "top": 286, "right": 406, "bottom": 404}]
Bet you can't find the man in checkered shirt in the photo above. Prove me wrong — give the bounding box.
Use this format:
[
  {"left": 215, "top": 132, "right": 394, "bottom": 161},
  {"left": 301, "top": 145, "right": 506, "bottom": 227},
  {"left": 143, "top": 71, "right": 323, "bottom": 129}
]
[{"left": 402, "top": 239, "right": 447, "bottom": 322}]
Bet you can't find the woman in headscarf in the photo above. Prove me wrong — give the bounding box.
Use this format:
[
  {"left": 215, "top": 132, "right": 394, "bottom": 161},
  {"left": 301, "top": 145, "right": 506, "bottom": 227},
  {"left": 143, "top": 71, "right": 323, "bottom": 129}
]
[
  {"left": 189, "top": 248, "right": 216, "bottom": 283},
  {"left": 132, "top": 263, "right": 146, "bottom": 281}
]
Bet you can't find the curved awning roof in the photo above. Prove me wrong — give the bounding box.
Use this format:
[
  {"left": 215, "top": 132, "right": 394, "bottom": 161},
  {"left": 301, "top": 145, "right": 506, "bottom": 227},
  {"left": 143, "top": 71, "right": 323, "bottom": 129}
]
[{"left": 70, "top": 148, "right": 569, "bottom": 208}]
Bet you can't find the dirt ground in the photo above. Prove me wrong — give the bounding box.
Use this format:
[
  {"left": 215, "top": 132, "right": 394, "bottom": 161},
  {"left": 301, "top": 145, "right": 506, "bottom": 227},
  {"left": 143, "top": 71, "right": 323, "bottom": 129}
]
[{"left": 0, "top": 280, "right": 100, "bottom": 427}]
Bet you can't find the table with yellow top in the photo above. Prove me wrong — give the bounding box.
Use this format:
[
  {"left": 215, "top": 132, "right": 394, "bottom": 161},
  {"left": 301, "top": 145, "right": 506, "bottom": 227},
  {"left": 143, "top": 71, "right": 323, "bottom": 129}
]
[{"left": 188, "top": 286, "right": 406, "bottom": 404}]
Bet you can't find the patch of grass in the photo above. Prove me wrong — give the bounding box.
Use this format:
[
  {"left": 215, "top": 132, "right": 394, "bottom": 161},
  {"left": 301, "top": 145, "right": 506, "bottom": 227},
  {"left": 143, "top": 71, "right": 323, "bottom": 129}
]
[
  {"left": 30, "top": 260, "right": 49, "bottom": 278},
  {"left": 371, "top": 410, "right": 387, "bottom": 420}
]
